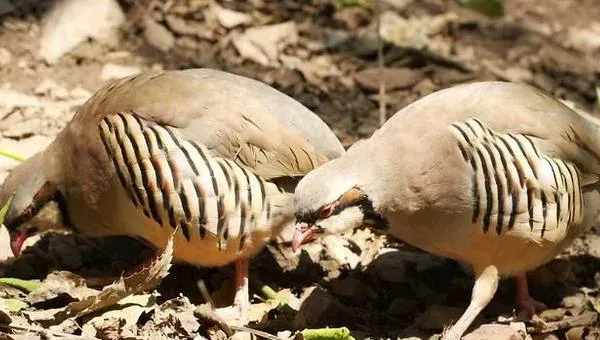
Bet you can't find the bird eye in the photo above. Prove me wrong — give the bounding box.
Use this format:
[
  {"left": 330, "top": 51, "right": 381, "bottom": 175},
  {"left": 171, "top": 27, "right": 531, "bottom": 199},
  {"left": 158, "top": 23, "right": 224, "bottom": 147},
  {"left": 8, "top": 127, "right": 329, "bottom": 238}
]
[{"left": 319, "top": 205, "right": 334, "bottom": 219}]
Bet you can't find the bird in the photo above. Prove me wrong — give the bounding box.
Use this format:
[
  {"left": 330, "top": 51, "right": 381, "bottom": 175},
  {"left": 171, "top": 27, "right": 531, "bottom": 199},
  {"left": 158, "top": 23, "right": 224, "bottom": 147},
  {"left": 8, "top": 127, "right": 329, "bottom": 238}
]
[
  {"left": 0, "top": 68, "right": 345, "bottom": 321},
  {"left": 291, "top": 81, "right": 600, "bottom": 340}
]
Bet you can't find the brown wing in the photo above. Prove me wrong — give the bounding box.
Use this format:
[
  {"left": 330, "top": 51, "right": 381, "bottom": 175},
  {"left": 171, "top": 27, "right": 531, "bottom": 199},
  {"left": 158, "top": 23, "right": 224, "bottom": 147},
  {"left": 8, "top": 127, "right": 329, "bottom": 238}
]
[{"left": 71, "top": 68, "right": 345, "bottom": 179}]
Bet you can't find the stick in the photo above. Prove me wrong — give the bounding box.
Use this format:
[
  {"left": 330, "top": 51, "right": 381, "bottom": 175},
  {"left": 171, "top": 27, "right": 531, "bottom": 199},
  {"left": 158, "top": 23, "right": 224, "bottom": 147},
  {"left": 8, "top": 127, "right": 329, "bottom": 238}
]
[{"left": 0, "top": 148, "right": 26, "bottom": 162}]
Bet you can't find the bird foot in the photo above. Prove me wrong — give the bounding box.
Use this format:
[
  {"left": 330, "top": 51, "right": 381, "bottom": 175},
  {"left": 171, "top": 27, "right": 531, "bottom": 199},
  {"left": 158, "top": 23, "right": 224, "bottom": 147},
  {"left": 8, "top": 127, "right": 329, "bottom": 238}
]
[
  {"left": 440, "top": 329, "right": 462, "bottom": 340},
  {"left": 214, "top": 304, "right": 248, "bottom": 326},
  {"left": 517, "top": 296, "right": 547, "bottom": 327}
]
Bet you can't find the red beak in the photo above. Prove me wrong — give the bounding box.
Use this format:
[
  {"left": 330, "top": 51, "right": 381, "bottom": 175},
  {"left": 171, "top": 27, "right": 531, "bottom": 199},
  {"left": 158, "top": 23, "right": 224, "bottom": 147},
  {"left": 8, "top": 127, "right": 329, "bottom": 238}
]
[
  {"left": 291, "top": 222, "right": 320, "bottom": 252},
  {"left": 9, "top": 230, "right": 28, "bottom": 257}
]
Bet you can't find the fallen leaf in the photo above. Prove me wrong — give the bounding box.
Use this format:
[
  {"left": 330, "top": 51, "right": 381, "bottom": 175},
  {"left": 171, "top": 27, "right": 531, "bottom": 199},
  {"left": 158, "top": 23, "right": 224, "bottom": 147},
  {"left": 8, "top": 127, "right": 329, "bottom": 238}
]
[
  {"left": 56, "top": 236, "right": 173, "bottom": 322},
  {"left": 25, "top": 236, "right": 173, "bottom": 326},
  {"left": 39, "top": 0, "right": 125, "bottom": 63},
  {"left": 233, "top": 22, "right": 298, "bottom": 66},
  {"left": 0, "top": 278, "right": 42, "bottom": 293},
  {"left": 212, "top": 3, "right": 252, "bottom": 29},
  {"left": 458, "top": 0, "right": 504, "bottom": 18},
  {"left": 2, "top": 298, "right": 28, "bottom": 312},
  {"left": 81, "top": 294, "right": 155, "bottom": 337},
  {"left": 27, "top": 271, "right": 97, "bottom": 305}
]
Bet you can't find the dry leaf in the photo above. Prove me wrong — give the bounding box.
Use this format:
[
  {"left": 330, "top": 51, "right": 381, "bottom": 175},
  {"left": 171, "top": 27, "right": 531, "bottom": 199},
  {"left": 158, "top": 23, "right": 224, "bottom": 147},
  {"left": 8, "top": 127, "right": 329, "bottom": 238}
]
[
  {"left": 25, "top": 236, "right": 173, "bottom": 326},
  {"left": 81, "top": 293, "right": 156, "bottom": 337},
  {"left": 233, "top": 22, "right": 298, "bottom": 66},
  {"left": 27, "top": 271, "right": 97, "bottom": 305}
]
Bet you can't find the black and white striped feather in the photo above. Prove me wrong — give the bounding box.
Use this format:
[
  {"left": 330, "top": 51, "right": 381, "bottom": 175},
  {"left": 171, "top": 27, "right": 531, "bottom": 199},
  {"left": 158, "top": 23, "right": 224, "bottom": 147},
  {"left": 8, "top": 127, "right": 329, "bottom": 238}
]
[
  {"left": 450, "top": 118, "right": 584, "bottom": 240},
  {"left": 98, "top": 112, "right": 272, "bottom": 250}
]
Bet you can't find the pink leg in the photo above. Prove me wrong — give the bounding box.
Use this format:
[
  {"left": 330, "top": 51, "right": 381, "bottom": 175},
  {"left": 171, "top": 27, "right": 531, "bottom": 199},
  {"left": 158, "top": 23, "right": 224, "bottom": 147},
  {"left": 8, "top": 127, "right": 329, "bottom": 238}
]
[
  {"left": 515, "top": 274, "right": 546, "bottom": 315},
  {"left": 233, "top": 258, "right": 250, "bottom": 318},
  {"left": 215, "top": 258, "right": 250, "bottom": 324}
]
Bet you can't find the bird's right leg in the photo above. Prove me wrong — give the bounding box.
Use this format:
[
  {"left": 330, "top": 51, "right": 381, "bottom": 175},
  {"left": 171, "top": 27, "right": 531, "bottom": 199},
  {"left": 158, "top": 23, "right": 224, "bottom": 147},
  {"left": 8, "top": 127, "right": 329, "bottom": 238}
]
[{"left": 441, "top": 265, "right": 499, "bottom": 340}]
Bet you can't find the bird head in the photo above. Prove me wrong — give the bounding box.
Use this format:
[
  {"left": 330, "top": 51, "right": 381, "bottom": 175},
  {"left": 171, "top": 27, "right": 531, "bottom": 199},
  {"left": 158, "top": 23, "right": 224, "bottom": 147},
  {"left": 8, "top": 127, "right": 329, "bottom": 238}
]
[
  {"left": 0, "top": 153, "right": 68, "bottom": 256},
  {"left": 291, "top": 159, "right": 386, "bottom": 252}
]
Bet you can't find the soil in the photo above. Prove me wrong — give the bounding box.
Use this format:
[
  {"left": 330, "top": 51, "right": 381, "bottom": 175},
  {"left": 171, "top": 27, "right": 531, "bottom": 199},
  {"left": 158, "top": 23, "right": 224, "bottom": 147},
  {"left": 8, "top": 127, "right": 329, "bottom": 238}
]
[{"left": 0, "top": 0, "right": 600, "bottom": 339}]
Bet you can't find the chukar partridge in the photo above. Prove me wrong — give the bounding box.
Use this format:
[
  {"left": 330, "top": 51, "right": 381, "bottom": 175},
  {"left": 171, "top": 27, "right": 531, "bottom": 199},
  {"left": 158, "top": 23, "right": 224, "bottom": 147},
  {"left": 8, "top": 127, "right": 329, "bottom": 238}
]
[
  {"left": 292, "top": 81, "right": 600, "bottom": 340},
  {"left": 0, "top": 68, "right": 344, "bottom": 319}
]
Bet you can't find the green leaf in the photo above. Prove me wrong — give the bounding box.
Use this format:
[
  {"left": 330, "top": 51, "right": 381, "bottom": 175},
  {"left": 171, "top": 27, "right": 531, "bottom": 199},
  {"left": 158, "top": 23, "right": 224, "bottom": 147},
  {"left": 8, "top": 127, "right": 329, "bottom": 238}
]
[
  {"left": 0, "top": 195, "right": 12, "bottom": 226},
  {"left": 0, "top": 278, "right": 42, "bottom": 293},
  {"left": 301, "top": 327, "right": 356, "bottom": 340},
  {"left": 458, "top": 0, "right": 504, "bottom": 18},
  {"left": 2, "top": 298, "right": 28, "bottom": 312}
]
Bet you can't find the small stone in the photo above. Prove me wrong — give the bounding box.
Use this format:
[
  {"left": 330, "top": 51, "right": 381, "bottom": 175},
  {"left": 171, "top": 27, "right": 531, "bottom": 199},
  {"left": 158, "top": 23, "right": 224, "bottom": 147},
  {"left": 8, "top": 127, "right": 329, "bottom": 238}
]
[
  {"left": 143, "top": 19, "right": 175, "bottom": 52},
  {"left": 463, "top": 324, "right": 525, "bottom": 340}
]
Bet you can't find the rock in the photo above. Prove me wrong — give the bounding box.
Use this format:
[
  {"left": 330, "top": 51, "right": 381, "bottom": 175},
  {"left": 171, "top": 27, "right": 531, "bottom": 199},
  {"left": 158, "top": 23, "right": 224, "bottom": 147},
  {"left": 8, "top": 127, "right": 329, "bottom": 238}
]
[
  {"left": 212, "top": 3, "right": 252, "bottom": 29},
  {"left": 39, "top": 0, "right": 125, "bottom": 63},
  {"left": 0, "top": 48, "right": 11, "bottom": 66},
  {"left": 143, "top": 19, "right": 175, "bottom": 52},
  {"left": 294, "top": 287, "right": 349, "bottom": 328},
  {"left": 415, "top": 305, "right": 467, "bottom": 330},
  {"left": 100, "top": 63, "right": 141, "bottom": 81},
  {"left": 354, "top": 67, "right": 421, "bottom": 92},
  {"left": 463, "top": 324, "right": 525, "bottom": 340},
  {"left": 388, "top": 297, "right": 420, "bottom": 317},
  {"left": 331, "top": 277, "right": 377, "bottom": 304}
]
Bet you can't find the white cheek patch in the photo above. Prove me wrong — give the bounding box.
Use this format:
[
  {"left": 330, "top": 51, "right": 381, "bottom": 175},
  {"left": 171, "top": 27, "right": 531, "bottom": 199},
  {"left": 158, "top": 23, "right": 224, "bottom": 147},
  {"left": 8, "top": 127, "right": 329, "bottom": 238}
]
[
  {"left": 30, "top": 201, "right": 65, "bottom": 232},
  {"left": 318, "top": 206, "right": 364, "bottom": 234}
]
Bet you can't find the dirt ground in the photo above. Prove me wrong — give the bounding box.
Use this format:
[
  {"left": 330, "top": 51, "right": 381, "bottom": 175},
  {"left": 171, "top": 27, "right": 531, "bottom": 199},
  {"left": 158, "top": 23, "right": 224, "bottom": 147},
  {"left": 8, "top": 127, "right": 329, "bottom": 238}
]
[{"left": 0, "top": 0, "right": 600, "bottom": 339}]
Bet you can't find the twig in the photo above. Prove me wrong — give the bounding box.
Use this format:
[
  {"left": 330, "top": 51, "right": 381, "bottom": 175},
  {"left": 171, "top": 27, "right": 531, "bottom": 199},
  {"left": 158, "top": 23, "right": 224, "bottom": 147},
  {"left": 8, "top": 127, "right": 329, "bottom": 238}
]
[
  {"left": 375, "top": 1, "right": 387, "bottom": 127},
  {"left": 3, "top": 323, "right": 100, "bottom": 339},
  {"left": 0, "top": 148, "right": 26, "bottom": 162},
  {"left": 229, "top": 325, "right": 286, "bottom": 340}
]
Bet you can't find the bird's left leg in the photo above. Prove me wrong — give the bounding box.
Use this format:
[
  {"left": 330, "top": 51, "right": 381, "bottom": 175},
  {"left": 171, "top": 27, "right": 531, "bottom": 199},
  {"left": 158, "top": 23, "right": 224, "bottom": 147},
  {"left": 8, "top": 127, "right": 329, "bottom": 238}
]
[
  {"left": 215, "top": 258, "right": 250, "bottom": 324},
  {"left": 515, "top": 273, "right": 546, "bottom": 324},
  {"left": 441, "top": 265, "right": 499, "bottom": 340}
]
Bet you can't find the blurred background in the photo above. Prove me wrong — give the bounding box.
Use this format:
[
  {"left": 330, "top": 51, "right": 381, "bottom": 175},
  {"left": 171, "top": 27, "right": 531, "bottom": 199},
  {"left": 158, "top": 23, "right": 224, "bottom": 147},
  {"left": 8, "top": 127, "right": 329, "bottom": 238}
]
[{"left": 0, "top": 0, "right": 600, "bottom": 339}]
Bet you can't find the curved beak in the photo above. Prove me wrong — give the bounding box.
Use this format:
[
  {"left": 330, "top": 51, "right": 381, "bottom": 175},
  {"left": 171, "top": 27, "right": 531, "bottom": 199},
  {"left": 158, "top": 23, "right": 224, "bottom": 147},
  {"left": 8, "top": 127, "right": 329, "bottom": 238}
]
[
  {"left": 291, "top": 222, "right": 321, "bottom": 252},
  {"left": 9, "top": 230, "right": 29, "bottom": 257}
]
